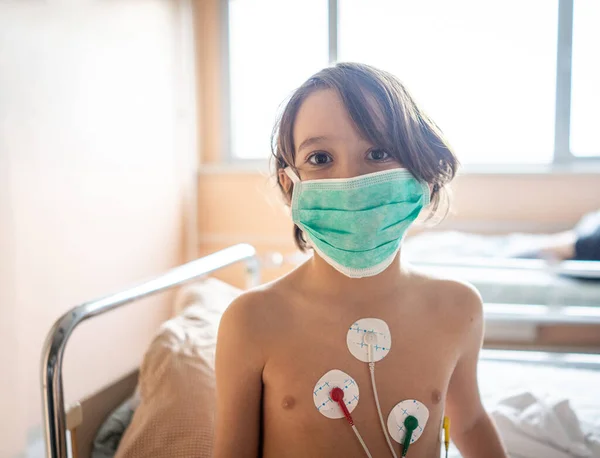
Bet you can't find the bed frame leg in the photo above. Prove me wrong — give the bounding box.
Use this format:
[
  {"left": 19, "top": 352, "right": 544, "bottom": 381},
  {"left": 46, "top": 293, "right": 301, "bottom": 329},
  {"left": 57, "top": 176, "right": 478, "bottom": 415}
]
[{"left": 66, "top": 403, "right": 83, "bottom": 458}]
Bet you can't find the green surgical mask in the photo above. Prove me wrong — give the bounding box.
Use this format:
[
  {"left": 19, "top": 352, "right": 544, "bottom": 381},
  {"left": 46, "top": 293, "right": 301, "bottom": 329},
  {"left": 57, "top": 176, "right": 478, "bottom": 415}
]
[{"left": 285, "top": 168, "right": 430, "bottom": 278}]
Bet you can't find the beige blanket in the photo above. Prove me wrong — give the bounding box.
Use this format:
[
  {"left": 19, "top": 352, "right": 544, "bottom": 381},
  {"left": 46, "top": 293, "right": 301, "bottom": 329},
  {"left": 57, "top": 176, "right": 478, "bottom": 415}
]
[{"left": 115, "top": 278, "right": 241, "bottom": 458}]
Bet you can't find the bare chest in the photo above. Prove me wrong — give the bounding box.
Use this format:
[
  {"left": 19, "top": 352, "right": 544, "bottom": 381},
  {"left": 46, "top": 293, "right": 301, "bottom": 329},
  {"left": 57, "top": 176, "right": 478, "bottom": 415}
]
[{"left": 260, "top": 311, "right": 459, "bottom": 457}]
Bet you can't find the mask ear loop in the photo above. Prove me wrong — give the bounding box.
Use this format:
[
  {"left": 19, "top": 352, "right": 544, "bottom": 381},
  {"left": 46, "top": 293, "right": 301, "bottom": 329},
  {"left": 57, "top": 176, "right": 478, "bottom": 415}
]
[
  {"left": 364, "top": 331, "right": 399, "bottom": 458},
  {"left": 283, "top": 167, "right": 300, "bottom": 184}
]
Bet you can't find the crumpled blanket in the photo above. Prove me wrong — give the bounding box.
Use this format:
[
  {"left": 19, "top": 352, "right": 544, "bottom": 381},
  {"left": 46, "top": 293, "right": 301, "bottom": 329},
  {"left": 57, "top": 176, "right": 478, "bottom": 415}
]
[{"left": 490, "top": 392, "right": 600, "bottom": 458}]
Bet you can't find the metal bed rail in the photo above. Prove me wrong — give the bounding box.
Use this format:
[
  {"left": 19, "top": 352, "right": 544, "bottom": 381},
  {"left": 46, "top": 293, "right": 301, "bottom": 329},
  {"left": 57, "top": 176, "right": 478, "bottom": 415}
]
[
  {"left": 41, "top": 243, "right": 258, "bottom": 458},
  {"left": 263, "top": 252, "right": 600, "bottom": 279},
  {"left": 484, "top": 303, "right": 600, "bottom": 325},
  {"left": 414, "top": 257, "right": 600, "bottom": 279},
  {"left": 480, "top": 348, "right": 600, "bottom": 370},
  {"left": 262, "top": 252, "right": 600, "bottom": 325}
]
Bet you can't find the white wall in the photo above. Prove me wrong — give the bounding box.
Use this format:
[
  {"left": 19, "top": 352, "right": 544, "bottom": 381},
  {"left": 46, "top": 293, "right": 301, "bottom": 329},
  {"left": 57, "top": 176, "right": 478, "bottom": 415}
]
[
  {"left": 0, "top": 138, "right": 26, "bottom": 457},
  {"left": 0, "top": 1, "right": 198, "bottom": 456}
]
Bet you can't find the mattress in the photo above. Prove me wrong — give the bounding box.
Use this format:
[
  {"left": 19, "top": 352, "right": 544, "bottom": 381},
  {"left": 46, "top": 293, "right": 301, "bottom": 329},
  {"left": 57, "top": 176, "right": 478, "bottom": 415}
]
[{"left": 404, "top": 232, "right": 600, "bottom": 307}]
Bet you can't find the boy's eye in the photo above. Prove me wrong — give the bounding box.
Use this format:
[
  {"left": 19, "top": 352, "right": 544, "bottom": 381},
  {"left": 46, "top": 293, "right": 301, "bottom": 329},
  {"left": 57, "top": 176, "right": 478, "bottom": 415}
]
[
  {"left": 367, "top": 149, "right": 390, "bottom": 161},
  {"left": 307, "top": 152, "right": 332, "bottom": 165}
]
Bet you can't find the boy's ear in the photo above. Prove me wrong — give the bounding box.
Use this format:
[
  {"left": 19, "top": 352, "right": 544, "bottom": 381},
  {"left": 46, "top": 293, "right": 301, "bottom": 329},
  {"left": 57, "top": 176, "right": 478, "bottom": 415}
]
[{"left": 278, "top": 169, "right": 293, "bottom": 204}]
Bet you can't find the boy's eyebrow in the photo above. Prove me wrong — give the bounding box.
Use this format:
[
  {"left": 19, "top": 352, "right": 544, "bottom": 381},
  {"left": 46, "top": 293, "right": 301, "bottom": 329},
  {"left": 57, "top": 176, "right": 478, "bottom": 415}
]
[{"left": 297, "top": 136, "right": 329, "bottom": 153}]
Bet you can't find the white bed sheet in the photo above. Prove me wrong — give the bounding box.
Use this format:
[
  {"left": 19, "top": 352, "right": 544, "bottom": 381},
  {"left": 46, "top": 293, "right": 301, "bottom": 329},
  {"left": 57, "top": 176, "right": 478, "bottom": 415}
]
[
  {"left": 404, "top": 231, "right": 600, "bottom": 307},
  {"left": 448, "top": 356, "right": 600, "bottom": 457}
]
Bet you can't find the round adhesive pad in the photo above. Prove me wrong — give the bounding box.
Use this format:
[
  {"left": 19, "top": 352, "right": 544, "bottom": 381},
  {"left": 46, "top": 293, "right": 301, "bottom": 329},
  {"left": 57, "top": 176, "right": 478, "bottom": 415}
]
[
  {"left": 347, "top": 318, "right": 392, "bottom": 363},
  {"left": 313, "top": 369, "right": 360, "bottom": 419},
  {"left": 387, "top": 399, "right": 430, "bottom": 444}
]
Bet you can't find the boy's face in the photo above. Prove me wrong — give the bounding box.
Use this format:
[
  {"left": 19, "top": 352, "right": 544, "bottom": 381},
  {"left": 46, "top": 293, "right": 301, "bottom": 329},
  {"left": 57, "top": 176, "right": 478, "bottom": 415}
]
[{"left": 288, "top": 89, "right": 402, "bottom": 183}]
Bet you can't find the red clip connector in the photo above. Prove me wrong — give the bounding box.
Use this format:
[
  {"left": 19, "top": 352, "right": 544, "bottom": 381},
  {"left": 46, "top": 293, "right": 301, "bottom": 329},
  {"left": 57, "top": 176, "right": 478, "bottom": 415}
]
[{"left": 330, "top": 387, "right": 354, "bottom": 426}]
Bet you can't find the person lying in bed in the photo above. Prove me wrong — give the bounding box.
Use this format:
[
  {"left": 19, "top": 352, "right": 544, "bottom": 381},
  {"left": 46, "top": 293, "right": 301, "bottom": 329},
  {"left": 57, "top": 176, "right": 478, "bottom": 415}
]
[
  {"left": 532, "top": 210, "right": 600, "bottom": 263},
  {"left": 214, "top": 63, "right": 507, "bottom": 458}
]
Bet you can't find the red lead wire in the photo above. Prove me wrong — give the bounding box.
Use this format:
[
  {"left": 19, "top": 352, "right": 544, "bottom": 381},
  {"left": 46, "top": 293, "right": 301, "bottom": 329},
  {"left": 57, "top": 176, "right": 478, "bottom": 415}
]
[{"left": 330, "top": 387, "right": 354, "bottom": 426}]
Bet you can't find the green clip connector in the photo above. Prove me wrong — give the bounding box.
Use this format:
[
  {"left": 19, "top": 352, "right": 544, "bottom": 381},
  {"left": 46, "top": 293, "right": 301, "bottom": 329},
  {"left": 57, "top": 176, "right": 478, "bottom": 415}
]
[{"left": 402, "top": 415, "right": 419, "bottom": 457}]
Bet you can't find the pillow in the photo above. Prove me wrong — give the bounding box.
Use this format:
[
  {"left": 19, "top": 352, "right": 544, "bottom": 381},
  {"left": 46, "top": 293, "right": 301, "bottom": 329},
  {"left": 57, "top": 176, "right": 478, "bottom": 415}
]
[{"left": 114, "top": 278, "right": 242, "bottom": 458}]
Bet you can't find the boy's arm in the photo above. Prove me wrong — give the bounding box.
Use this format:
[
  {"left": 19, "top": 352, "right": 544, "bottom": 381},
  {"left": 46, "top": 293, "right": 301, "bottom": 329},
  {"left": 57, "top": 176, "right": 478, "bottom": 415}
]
[
  {"left": 214, "top": 293, "right": 266, "bottom": 458},
  {"left": 445, "top": 288, "right": 507, "bottom": 458}
]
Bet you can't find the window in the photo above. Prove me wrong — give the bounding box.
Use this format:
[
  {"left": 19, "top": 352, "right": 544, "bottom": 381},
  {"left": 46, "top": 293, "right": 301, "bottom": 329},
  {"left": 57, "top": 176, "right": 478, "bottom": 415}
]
[
  {"left": 227, "top": 0, "right": 600, "bottom": 165},
  {"left": 570, "top": 0, "right": 600, "bottom": 157},
  {"left": 228, "top": 0, "right": 328, "bottom": 159},
  {"left": 339, "top": 0, "right": 557, "bottom": 165}
]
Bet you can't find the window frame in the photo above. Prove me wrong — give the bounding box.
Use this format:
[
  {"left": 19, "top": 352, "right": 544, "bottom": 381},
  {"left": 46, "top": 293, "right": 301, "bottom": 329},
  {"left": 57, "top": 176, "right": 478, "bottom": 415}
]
[{"left": 221, "top": 0, "right": 600, "bottom": 170}]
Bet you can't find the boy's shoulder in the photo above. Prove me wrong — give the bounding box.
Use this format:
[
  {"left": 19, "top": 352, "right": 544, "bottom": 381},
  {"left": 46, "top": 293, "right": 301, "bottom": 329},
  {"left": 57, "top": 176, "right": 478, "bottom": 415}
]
[
  {"left": 407, "top": 267, "right": 484, "bottom": 328},
  {"left": 219, "top": 276, "right": 296, "bottom": 338}
]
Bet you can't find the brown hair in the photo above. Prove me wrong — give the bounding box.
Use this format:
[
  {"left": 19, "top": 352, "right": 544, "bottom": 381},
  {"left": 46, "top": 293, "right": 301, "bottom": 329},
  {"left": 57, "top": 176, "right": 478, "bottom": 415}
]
[{"left": 271, "top": 62, "right": 459, "bottom": 251}]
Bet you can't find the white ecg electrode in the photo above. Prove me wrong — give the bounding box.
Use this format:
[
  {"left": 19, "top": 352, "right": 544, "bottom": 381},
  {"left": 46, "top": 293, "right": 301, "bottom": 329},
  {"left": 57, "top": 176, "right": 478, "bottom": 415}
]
[
  {"left": 387, "top": 399, "right": 430, "bottom": 445},
  {"left": 313, "top": 369, "right": 360, "bottom": 419},
  {"left": 346, "top": 318, "right": 392, "bottom": 363}
]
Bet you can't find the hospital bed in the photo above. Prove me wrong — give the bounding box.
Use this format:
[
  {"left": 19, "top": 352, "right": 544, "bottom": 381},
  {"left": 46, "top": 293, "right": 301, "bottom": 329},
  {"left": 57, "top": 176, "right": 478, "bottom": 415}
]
[
  {"left": 41, "top": 244, "right": 259, "bottom": 458},
  {"left": 404, "top": 230, "right": 600, "bottom": 308},
  {"left": 41, "top": 244, "right": 600, "bottom": 458}
]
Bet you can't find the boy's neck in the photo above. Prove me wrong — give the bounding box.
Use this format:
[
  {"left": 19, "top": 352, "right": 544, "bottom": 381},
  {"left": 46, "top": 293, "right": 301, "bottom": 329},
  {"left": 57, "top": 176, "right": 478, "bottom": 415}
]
[{"left": 299, "top": 251, "right": 407, "bottom": 303}]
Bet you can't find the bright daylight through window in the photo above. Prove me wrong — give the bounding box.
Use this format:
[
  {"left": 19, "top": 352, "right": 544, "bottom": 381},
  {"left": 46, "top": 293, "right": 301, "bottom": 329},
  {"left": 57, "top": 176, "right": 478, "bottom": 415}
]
[{"left": 228, "top": 0, "right": 598, "bottom": 165}]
